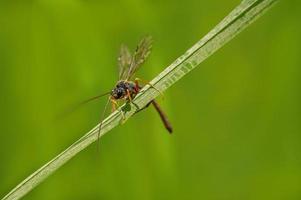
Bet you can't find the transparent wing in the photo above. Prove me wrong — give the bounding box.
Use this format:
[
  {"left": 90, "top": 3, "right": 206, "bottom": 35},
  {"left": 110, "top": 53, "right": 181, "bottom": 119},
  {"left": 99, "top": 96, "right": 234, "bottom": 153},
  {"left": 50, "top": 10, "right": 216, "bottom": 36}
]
[
  {"left": 126, "top": 36, "right": 153, "bottom": 80},
  {"left": 118, "top": 44, "right": 132, "bottom": 80}
]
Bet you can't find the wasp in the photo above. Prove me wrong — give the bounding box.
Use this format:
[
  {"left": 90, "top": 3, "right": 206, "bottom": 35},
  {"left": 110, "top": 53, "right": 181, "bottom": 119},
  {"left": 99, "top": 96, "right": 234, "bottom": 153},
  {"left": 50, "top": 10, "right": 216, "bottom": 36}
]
[{"left": 83, "top": 36, "right": 172, "bottom": 136}]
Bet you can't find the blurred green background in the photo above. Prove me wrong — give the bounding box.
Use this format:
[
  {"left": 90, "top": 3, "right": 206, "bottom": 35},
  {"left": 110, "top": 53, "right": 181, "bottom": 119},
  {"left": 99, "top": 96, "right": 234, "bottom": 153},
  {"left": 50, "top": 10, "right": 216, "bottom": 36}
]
[{"left": 1, "top": 0, "right": 300, "bottom": 199}]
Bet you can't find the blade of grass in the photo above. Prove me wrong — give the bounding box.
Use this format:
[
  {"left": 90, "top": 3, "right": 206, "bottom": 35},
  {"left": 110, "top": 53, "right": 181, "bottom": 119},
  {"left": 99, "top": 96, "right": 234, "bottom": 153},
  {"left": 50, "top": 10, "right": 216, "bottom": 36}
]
[{"left": 2, "top": 0, "right": 278, "bottom": 199}]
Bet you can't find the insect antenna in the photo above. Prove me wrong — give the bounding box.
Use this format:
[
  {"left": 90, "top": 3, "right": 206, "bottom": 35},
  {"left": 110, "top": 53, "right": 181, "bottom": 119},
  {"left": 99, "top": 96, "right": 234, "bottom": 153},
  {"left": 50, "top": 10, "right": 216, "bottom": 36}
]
[
  {"left": 56, "top": 91, "right": 111, "bottom": 120},
  {"left": 96, "top": 96, "right": 111, "bottom": 151},
  {"left": 78, "top": 91, "right": 111, "bottom": 106}
]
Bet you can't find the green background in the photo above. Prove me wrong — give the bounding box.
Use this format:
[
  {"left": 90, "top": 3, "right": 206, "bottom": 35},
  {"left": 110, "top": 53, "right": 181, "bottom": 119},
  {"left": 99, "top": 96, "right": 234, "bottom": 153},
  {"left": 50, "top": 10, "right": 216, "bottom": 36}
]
[{"left": 1, "top": 0, "right": 300, "bottom": 199}]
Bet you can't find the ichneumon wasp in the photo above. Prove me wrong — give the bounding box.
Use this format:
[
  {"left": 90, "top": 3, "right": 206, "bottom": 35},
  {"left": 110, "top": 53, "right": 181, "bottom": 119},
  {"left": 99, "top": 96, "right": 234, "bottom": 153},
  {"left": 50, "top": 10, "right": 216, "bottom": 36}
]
[{"left": 82, "top": 36, "right": 172, "bottom": 140}]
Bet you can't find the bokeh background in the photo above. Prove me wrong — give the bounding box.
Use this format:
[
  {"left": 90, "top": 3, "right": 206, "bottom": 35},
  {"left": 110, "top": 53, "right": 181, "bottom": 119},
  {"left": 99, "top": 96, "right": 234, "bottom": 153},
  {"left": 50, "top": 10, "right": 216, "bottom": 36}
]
[{"left": 1, "top": 0, "right": 300, "bottom": 199}]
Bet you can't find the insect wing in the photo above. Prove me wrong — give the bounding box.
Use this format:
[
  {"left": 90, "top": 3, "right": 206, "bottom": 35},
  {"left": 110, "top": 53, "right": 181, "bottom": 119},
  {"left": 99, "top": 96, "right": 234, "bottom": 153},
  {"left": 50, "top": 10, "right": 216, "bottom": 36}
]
[
  {"left": 126, "top": 36, "right": 153, "bottom": 79},
  {"left": 118, "top": 44, "right": 132, "bottom": 80}
]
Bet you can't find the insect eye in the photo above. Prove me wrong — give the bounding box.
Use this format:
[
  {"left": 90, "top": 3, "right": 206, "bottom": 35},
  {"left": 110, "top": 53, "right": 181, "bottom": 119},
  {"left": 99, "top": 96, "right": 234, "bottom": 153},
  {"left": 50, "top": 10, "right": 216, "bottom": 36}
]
[{"left": 117, "top": 89, "right": 123, "bottom": 95}]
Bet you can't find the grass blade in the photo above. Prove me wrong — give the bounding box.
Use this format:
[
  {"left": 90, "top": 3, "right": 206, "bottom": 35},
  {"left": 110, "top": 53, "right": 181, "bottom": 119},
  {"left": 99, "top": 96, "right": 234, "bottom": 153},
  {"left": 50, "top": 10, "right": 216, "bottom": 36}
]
[{"left": 2, "top": 0, "right": 278, "bottom": 199}]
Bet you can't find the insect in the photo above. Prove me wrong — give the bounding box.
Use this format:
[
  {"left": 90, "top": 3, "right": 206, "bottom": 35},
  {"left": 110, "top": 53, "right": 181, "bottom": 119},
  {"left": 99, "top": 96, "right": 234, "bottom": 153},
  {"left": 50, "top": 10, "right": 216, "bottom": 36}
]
[{"left": 83, "top": 36, "right": 172, "bottom": 137}]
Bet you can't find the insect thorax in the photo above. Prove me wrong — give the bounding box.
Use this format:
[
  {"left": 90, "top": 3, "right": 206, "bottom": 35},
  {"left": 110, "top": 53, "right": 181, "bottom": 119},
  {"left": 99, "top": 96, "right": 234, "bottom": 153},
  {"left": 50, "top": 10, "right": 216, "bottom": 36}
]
[{"left": 111, "top": 80, "right": 137, "bottom": 99}]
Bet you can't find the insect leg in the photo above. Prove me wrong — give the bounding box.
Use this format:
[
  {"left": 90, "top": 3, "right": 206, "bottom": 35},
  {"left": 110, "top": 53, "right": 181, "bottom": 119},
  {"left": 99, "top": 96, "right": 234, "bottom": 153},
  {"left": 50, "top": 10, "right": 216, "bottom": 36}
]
[
  {"left": 126, "top": 89, "right": 140, "bottom": 110},
  {"left": 111, "top": 97, "right": 126, "bottom": 123},
  {"left": 135, "top": 78, "right": 164, "bottom": 98},
  {"left": 126, "top": 89, "right": 133, "bottom": 102},
  {"left": 110, "top": 97, "right": 118, "bottom": 112}
]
